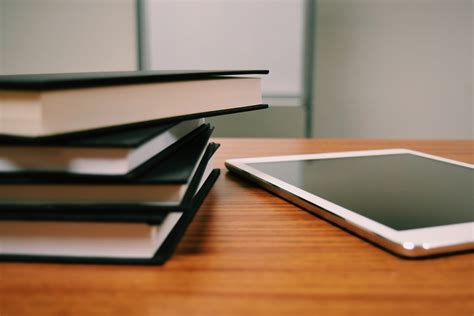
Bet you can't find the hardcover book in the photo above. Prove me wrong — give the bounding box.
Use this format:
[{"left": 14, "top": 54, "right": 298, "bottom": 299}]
[
  {"left": 0, "top": 125, "right": 217, "bottom": 209},
  {"left": 0, "top": 70, "right": 268, "bottom": 137},
  {"left": 0, "top": 119, "right": 206, "bottom": 175}
]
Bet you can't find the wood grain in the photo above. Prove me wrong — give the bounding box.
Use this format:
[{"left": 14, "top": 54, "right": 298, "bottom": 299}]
[{"left": 1, "top": 138, "right": 473, "bottom": 316}]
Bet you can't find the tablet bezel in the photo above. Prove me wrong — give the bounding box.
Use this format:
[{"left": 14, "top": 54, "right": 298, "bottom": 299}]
[{"left": 225, "top": 149, "right": 473, "bottom": 257}]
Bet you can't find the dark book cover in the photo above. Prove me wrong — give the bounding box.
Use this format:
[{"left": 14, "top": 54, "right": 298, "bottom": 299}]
[{"left": 0, "top": 70, "right": 269, "bottom": 90}]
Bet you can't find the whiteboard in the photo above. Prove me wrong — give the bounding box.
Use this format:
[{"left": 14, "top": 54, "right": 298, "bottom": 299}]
[{"left": 143, "top": 0, "right": 304, "bottom": 98}]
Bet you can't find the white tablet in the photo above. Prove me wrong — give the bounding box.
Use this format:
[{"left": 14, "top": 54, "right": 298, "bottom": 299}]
[{"left": 226, "top": 149, "right": 473, "bottom": 258}]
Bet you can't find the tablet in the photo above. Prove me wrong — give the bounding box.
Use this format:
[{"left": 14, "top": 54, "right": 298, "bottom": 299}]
[{"left": 226, "top": 149, "right": 473, "bottom": 258}]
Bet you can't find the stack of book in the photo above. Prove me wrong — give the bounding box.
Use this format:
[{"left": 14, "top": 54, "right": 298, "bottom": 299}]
[{"left": 0, "top": 70, "right": 268, "bottom": 264}]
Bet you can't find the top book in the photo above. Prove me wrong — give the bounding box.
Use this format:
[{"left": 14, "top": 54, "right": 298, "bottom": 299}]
[{"left": 0, "top": 70, "right": 268, "bottom": 137}]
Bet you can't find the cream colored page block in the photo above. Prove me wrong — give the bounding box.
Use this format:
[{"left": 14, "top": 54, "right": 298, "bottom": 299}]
[
  {"left": 41, "top": 77, "right": 262, "bottom": 135},
  {"left": 0, "top": 147, "right": 129, "bottom": 172},
  {"left": 0, "top": 221, "right": 157, "bottom": 258},
  {"left": 0, "top": 91, "right": 42, "bottom": 135},
  {"left": 0, "top": 185, "right": 186, "bottom": 203}
]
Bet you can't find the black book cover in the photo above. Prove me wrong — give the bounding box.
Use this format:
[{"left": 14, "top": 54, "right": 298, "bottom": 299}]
[
  {"left": 0, "top": 168, "right": 220, "bottom": 265},
  {"left": 0, "top": 70, "right": 269, "bottom": 90}
]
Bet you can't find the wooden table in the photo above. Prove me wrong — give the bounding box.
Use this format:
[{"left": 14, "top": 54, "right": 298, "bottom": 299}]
[{"left": 1, "top": 138, "right": 473, "bottom": 316}]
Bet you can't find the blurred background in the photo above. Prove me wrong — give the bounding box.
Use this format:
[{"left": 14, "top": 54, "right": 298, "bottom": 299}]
[{"left": 0, "top": 0, "right": 472, "bottom": 139}]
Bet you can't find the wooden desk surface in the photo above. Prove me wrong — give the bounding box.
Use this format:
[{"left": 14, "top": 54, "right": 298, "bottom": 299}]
[{"left": 1, "top": 138, "right": 473, "bottom": 316}]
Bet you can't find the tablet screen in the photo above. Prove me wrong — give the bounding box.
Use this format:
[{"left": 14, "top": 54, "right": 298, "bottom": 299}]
[{"left": 248, "top": 154, "right": 473, "bottom": 230}]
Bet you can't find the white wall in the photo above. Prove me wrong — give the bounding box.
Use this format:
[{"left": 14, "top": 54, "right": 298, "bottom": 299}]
[
  {"left": 313, "top": 0, "right": 473, "bottom": 139},
  {"left": 144, "top": 0, "right": 304, "bottom": 99},
  {"left": 0, "top": 0, "right": 137, "bottom": 74}
]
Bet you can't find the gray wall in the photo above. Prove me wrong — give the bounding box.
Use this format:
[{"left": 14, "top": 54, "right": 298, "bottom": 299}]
[
  {"left": 209, "top": 106, "right": 306, "bottom": 138},
  {"left": 0, "top": 0, "right": 137, "bottom": 74},
  {"left": 313, "top": 0, "right": 473, "bottom": 139}
]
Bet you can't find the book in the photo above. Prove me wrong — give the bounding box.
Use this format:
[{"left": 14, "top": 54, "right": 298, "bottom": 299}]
[
  {"left": 0, "top": 168, "right": 220, "bottom": 264},
  {"left": 0, "top": 70, "right": 268, "bottom": 137},
  {"left": 0, "top": 118, "right": 206, "bottom": 175},
  {"left": 0, "top": 125, "right": 217, "bottom": 208}
]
